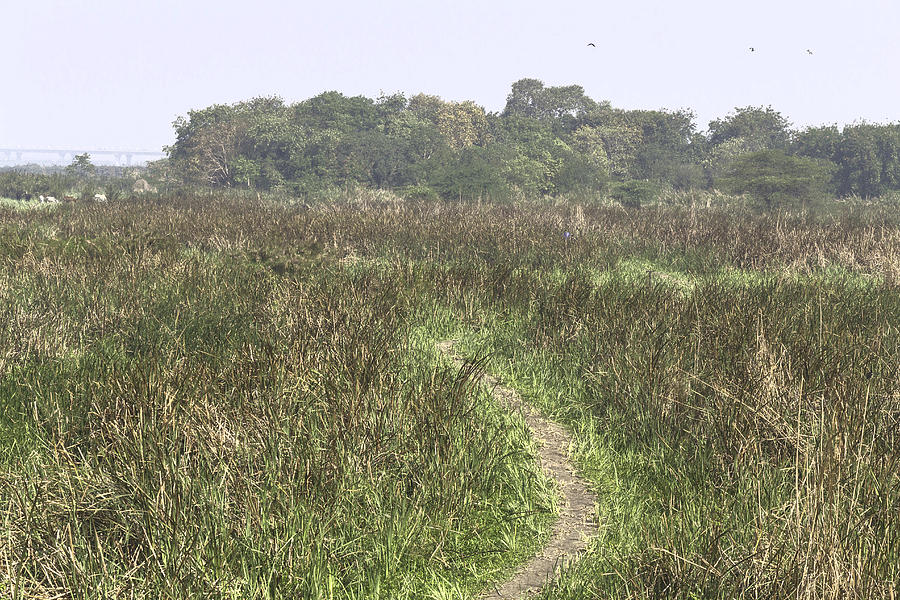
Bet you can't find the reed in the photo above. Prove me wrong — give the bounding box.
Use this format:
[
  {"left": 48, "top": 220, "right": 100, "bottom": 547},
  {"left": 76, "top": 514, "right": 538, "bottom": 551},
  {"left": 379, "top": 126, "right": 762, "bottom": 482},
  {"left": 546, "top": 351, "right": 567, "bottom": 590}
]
[{"left": 1, "top": 191, "right": 897, "bottom": 598}]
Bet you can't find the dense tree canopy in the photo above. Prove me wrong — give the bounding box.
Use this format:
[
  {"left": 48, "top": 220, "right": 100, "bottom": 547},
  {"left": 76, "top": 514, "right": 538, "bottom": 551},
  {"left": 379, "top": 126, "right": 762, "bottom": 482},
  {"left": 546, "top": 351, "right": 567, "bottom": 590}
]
[
  {"left": 707, "top": 106, "right": 792, "bottom": 150},
  {"left": 793, "top": 123, "right": 900, "bottom": 197},
  {"left": 718, "top": 150, "right": 833, "bottom": 207},
  {"left": 165, "top": 79, "right": 900, "bottom": 203}
]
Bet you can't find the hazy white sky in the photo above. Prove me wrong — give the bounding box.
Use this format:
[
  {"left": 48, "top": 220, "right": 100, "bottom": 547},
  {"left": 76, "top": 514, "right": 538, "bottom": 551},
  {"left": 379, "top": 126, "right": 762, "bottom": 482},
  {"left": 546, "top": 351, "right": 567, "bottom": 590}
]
[{"left": 4, "top": 0, "right": 899, "bottom": 151}]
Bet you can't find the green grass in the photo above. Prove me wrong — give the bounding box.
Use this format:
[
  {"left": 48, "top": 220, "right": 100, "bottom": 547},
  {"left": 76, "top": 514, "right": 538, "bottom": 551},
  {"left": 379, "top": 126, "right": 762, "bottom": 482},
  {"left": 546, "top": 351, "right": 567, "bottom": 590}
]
[
  {"left": 0, "top": 197, "right": 554, "bottom": 598},
  {"left": 447, "top": 268, "right": 899, "bottom": 598},
  {"left": 0, "top": 197, "right": 55, "bottom": 211},
  {"left": 0, "top": 193, "right": 898, "bottom": 598}
]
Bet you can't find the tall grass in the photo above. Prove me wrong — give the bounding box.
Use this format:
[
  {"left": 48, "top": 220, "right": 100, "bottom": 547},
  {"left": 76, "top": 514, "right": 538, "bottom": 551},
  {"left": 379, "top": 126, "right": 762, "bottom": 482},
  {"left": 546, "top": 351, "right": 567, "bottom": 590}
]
[
  {"left": 461, "top": 271, "right": 899, "bottom": 598},
  {"left": 1, "top": 192, "right": 898, "bottom": 598},
  {"left": 0, "top": 195, "right": 553, "bottom": 598}
]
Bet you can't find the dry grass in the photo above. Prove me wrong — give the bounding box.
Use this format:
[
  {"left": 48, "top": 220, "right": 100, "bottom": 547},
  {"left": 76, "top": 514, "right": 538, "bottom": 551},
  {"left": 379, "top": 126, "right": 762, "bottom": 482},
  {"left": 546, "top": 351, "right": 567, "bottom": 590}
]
[{"left": 0, "top": 192, "right": 898, "bottom": 598}]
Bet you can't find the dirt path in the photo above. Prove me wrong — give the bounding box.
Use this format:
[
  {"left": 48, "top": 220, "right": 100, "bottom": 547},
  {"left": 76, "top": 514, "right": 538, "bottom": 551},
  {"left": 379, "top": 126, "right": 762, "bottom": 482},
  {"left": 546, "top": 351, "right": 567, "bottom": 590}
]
[{"left": 436, "top": 341, "right": 598, "bottom": 599}]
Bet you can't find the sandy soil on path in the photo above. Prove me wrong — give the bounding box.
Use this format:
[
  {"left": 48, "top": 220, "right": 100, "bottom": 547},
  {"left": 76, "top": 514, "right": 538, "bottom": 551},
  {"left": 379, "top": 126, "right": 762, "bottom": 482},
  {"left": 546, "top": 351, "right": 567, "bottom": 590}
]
[{"left": 436, "top": 341, "right": 598, "bottom": 599}]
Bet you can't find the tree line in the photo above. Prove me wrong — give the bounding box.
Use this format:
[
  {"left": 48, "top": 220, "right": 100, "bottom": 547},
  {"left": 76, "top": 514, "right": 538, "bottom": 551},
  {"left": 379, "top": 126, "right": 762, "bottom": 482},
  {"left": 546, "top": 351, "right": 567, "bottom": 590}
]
[
  {"left": 0, "top": 154, "right": 140, "bottom": 201},
  {"left": 161, "top": 78, "right": 900, "bottom": 203}
]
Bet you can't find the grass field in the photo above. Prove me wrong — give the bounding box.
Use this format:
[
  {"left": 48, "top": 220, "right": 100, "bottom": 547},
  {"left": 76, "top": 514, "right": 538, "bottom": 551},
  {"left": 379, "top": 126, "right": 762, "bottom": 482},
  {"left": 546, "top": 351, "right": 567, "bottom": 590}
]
[
  {"left": 1, "top": 192, "right": 898, "bottom": 598},
  {"left": 0, "top": 197, "right": 56, "bottom": 211}
]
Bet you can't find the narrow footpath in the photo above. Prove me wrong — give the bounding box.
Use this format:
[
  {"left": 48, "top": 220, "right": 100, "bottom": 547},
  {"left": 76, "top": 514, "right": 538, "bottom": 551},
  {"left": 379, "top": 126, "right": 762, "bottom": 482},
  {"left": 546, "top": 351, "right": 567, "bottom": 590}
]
[{"left": 436, "top": 341, "right": 598, "bottom": 599}]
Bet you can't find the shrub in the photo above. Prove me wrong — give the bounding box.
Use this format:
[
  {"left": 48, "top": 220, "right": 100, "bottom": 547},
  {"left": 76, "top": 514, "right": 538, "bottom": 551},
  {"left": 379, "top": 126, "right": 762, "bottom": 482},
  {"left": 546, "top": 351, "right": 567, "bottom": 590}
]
[
  {"left": 610, "top": 179, "right": 659, "bottom": 208},
  {"left": 398, "top": 183, "right": 440, "bottom": 201},
  {"left": 718, "top": 149, "right": 834, "bottom": 209}
]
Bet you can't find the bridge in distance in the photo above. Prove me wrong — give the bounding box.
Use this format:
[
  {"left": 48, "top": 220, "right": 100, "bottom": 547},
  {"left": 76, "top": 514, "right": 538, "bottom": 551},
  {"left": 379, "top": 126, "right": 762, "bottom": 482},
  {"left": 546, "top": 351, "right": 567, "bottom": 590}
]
[{"left": 0, "top": 148, "right": 166, "bottom": 167}]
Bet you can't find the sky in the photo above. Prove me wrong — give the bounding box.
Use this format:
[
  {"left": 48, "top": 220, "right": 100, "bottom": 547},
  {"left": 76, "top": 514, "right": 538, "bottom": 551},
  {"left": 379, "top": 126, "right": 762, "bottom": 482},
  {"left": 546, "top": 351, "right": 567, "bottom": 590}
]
[{"left": 4, "top": 0, "right": 900, "bottom": 152}]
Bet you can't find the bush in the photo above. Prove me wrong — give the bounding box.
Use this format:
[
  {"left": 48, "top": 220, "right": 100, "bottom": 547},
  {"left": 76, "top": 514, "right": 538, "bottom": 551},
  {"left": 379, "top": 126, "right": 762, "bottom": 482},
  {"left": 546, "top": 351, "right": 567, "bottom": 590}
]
[
  {"left": 718, "top": 149, "right": 834, "bottom": 209},
  {"left": 670, "top": 163, "right": 705, "bottom": 191},
  {"left": 610, "top": 179, "right": 659, "bottom": 208},
  {"left": 427, "top": 147, "right": 510, "bottom": 200},
  {"left": 398, "top": 183, "right": 440, "bottom": 202}
]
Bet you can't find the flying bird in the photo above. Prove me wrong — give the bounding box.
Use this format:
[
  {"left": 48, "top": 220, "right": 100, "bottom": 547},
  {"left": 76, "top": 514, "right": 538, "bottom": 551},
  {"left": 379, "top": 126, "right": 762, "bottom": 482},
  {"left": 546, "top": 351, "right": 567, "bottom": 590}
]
[
  {"left": 749, "top": 47, "right": 755, "bottom": 52},
  {"left": 806, "top": 49, "right": 813, "bottom": 55},
  {"left": 587, "top": 42, "right": 596, "bottom": 47}
]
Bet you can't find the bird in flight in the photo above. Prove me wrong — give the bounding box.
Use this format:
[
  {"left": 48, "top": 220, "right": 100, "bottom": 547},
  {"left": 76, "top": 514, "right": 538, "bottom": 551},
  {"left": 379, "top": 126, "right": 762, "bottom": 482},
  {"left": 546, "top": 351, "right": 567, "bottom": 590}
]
[
  {"left": 587, "top": 42, "right": 596, "bottom": 47},
  {"left": 806, "top": 49, "right": 814, "bottom": 55},
  {"left": 749, "top": 47, "right": 755, "bottom": 52}
]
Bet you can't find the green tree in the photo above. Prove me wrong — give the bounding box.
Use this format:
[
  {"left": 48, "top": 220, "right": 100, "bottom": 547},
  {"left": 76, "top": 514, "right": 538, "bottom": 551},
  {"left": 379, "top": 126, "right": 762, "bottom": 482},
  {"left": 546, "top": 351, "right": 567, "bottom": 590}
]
[
  {"left": 626, "top": 109, "right": 697, "bottom": 181},
  {"left": 554, "top": 145, "right": 609, "bottom": 194},
  {"left": 569, "top": 126, "right": 611, "bottom": 177},
  {"left": 229, "top": 156, "right": 260, "bottom": 188},
  {"left": 169, "top": 103, "right": 250, "bottom": 185},
  {"left": 792, "top": 125, "right": 842, "bottom": 161},
  {"left": 594, "top": 122, "right": 643, "bottom": 179},
  {"left": 427, "top": 146, "right": 508, "bottom": 200},
  {"left": 144, "top": 158, "right": 176, "bottom": 193},
  {"left": 718, "top": 149, "right": 833, "bottom": 208},
  {"left": 292, "top": 91, "right": 379, "bottom": 133},
  {"left": 491, "top": 116, "right": 563, "bottom": 195},
  {"left": 407, "top": 93, "right": 445, "bottom": 124},
  {"left": 340, "top": 130, "right": 412, "bottom": 188},
  {"left": 66, "top": 153, "right": 96, "bottom": 177},
  {"left": 577, "top": 102, "right": 644, "bottom": 179},
  {"left": 502, "top": 79, "right": 595, "bottom": 129},
  {"left": 436, "top": 101, "right": 490, "bottom": 150},
  {"left": 702, "top": 137, "right": 756, "bottom": 186},
  {"left": 610, "top": 179, "right": 659, "bottom": 208},
  {"left": 707, "top": 106, "right": 792, "bottom": 150},
  {"left": 832, "top": 123, "right": 900, "bottom": 197},
  {"left": 385, "top": 111, "right": 445, "bottom": 163}
]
